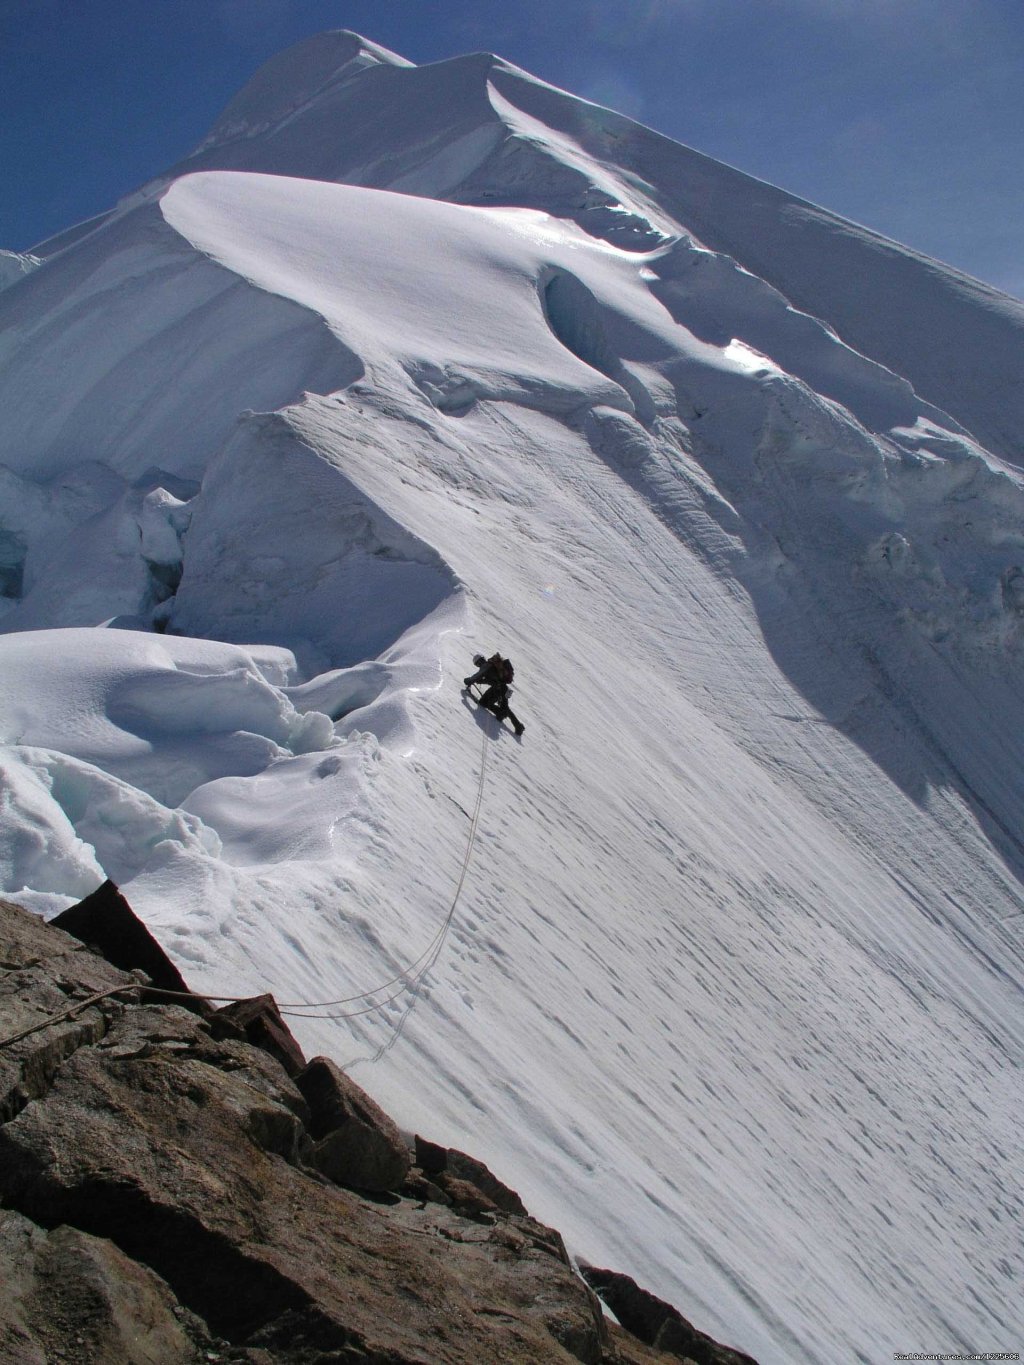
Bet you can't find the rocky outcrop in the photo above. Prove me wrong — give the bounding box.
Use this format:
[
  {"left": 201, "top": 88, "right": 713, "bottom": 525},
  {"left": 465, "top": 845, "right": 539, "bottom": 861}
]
[
  {"left": 0, "top": 893, "right": 758, "bottom": 1363},
  {"left": 0, "top": 1207, "right": 208, "bottom": 1365},
  {"left": 215, "top": 992, "right": 308, "bottom": 1076},
  {"left": 296, "top": 1054, "right": 411, "bottom": 1192},
  {"left": 580, "top": 1264, "right": 759, "bottom": 1365},
  {"left": 415, "top": 1132, "right": 530, "bottom": 1216},
  {"left": 51, "top": 879, "right": 197, "bottom": 1006}
]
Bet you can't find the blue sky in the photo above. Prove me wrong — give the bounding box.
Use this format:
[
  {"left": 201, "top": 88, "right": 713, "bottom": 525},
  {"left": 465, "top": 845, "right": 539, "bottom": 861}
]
[{"left": 2, "top": 0, "right": 1021, "bottom": 298}]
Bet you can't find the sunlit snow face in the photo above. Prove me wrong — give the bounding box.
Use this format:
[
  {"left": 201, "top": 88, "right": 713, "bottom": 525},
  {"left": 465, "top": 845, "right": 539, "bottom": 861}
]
[{"left": 722, "top": 337, "right": 782, "bottom": 377}]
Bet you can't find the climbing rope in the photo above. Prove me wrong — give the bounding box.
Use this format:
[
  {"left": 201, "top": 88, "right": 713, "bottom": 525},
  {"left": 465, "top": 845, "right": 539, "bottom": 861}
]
[
  {"left": 0, "top": 721, "right": 491, "bottom": 1049},
  {"left": 281, "top": 719, "right": 489, "bottom": 1020},
  {"left": 0, "top": 984, "right": 140, "bottom": 1050},
  {"left": 334, "top": 718, "right": 492, "bottom": 1067}
]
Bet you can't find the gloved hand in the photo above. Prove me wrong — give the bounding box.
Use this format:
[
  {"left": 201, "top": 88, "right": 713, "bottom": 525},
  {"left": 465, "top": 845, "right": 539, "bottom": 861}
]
[{"left": 463, "top": 678, "right": 473, "bottom": 688}]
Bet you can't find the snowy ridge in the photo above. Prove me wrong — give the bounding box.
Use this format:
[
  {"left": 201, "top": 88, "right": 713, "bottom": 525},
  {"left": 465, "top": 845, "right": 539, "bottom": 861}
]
[
  {"left": 1, "top": 33, "right": 1023, "bottom": 1364},
  {"left": 26, "top": 30, "right": 1024, "bottom": 461},
  {"left": 97, "top": 29, "right": 1023, "bottom": 468},
  {"left": 193, "top": 31, "right": 414, "bottom": 155},
  {"left": 0, "top": 249, "right": 40, "bottom": 292}
]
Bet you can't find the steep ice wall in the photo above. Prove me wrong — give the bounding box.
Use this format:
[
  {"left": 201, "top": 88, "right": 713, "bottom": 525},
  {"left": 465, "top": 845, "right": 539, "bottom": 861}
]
[
  {"left": 169, "top": 408, "right": 461, "bottom": 672},
  {"left": 0, "top": 197, "right": 358, "bottom": 635}
]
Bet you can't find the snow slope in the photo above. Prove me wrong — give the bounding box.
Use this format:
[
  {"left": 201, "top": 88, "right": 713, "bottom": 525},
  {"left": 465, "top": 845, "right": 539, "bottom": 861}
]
[{"left": 2, "top": 33, "right": 1023, "bottom": 1364}]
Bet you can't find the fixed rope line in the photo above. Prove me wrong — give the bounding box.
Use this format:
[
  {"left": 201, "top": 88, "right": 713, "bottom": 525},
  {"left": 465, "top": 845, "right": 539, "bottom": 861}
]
[
  {"left": 1, "top": 719, "right": 491, "bottom": 1047},
  {"left": 0, "top": 985, "right": 140, "bottom": 1050},
  {"left": 366, "top": 715, "right": 490, "bottom": 1058},
  {"left": 284, "top": 719, "right": 489, "bottom": 1021},
  {"left": 337, "top": 711, "right": 492, "bottom": 1068}
]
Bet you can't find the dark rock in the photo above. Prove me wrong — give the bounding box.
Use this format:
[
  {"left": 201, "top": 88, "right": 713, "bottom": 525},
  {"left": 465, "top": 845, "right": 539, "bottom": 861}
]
[
  {"left": 414, "top": 1131, "right": 448, "bottom": 1175},
  {"left": 581, "top": 1264, "right": 679, "bottom": 1346},
  {"left": 513, "top": 1214, "right": 571, "bottom": 1266},
  {"left": 401, "top": 1168, "right": 451, "bottom": 1205},
  {"left": 413, "top": 1133, "right": 530, "bottom": 1216},
  {"left": 388, "top": 1199, "right": 608, "bottom": 1365},
  {"left": 206, "top": 1010, "right": 248, "bottom": 1044},
  {"left": 1, "top": 898, "right": 138, "bottom": 1123},
  {"left": 215, "top": 993, "right": 306, "bottom": 1077},
  {"left": 434, "top": 1172, "right": 499, "bottom": 1218},
  {"left": 580, "top": 1264, "right": 759, "bottom": 1364},
  {"left": 448, "top": 1146, "right": 530, "bottom": 1216},
  {"left": 185, "top": 1034, "right": 312, "bottom": 1128},
  {"left": 0, "top": 1018, "right": 359, "bottom": 1344},
  {"left": 602, "top": 1320, "right": 689, "bottom": 1364},
  {"left": 295, "top": 1055, "right": 410, "bottom": 1192},
  {"left": 2, "top": 895, "right": 86, "bottom": 970},
  {"left": 0, "top": 1206, "right": 207, "bottom": 1364},
  {"left": 50, "top": 880, "right": 205, "bottom": 1013},
  {"left": 0, "top": 1007, "right": 608, "bottom": 1362},
  {"left": 0, "top": 898, "right": 756, "bottom": 1365}
]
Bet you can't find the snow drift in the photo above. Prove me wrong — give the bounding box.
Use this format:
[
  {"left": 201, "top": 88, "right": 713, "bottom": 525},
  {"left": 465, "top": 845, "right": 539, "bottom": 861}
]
[{"left": 1, "top": 31, "right": 1022, "bottom": 1364}]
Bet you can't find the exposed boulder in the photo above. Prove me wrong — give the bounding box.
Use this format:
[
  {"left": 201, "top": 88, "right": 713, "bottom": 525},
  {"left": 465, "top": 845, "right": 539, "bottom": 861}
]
[
  {"left": 294, "top": 1054, "right": 410, "bottom": 1192},
  {"left": 580, "top": 1264, "right": 759, "bottom": 1364},
  {"left": 401, "top": 1167, "right": 451, "bottom": 1206},
  {"left": 50, "top": 880, "right": 202, "bottom": 1012},
  {"left": 214, "top": 993, "right": 307, "bottom": 1077},
  {"left": 413, "top": 1131, "right": 448, "bottom": 1174},
  {"left": 414, "top": 1133, "right": 530, "bottom": 1217},
  {"left": 0, "top": 1207, "right": 208, "bottom": 1364},
  {"left": 448, "top": 1147, "right": 530, "bottom": 1217}
]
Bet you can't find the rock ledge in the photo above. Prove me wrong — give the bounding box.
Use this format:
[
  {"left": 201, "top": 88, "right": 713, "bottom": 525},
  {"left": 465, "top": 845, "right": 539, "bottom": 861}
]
[{"left": 0, "top": 892, "right": 758, "bottom": 1364}]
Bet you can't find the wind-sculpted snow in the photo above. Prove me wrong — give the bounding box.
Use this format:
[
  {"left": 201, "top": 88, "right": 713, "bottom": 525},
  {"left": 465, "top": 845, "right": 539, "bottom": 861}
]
[
  {"left": 97, "top": 28, "right": 1024, "bottom": 465},
  {"left": 158, "top": 172, "right": 639, "bottom": 417},
  {"left": 1, "top": 34, "right": 1023, "bottom": 1365},
  {"left": 0, "top": 204, "right": 354, "bottom": 484},
  {"left": 0, "top": 619, "right": 451, "bottom": 908},
  {"left": 475, "top": 58, "right": 1024, "bottom": 464}
]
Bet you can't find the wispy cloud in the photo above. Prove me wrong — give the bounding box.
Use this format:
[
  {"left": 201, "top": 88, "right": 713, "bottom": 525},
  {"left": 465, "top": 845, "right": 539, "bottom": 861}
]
[
  {"left": 577, "top": 69, "right": 647, "bottom": 119},
  {"left": 577, "top": 0, "right": 710, "bottom": 48},
  {"left": 769, "top": 0, "right": 1010, "bottom": 58}
]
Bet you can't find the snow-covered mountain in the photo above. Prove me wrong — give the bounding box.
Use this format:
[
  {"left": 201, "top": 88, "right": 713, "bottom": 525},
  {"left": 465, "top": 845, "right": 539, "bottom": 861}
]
[{"left": 2, "top": 31, "right": 1022, "bottom": 1363}]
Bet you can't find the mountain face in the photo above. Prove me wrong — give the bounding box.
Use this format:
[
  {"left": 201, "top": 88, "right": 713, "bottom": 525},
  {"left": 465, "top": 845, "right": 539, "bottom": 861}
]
[{"left": 1, "top": 31, "right": 1022, "bottom": 1363}]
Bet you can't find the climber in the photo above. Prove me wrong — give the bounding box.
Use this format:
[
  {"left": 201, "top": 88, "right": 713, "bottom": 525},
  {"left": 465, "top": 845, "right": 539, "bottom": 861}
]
[{"left": 463, "top": 653, "right": 525, "bottom": 736}]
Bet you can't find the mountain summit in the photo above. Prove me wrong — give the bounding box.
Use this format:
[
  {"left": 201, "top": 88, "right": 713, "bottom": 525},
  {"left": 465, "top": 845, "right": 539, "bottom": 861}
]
[
  {"left": 1, "top": 32, "right": 1021, "bottom": 1363},
  {"left": 33, "top": 28, "right": 1024, "bottom": 466}
]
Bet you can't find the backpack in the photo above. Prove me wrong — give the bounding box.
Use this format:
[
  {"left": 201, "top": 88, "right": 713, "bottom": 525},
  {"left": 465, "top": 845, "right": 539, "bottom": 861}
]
[{"left": 483, "top": 653, "right": 514, "bottom": 685}]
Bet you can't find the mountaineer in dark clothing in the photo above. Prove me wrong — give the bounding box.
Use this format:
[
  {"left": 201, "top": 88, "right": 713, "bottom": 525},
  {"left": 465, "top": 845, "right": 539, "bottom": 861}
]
[{"left": 463, "top": 653, "right": 525, "bottom": 736}]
